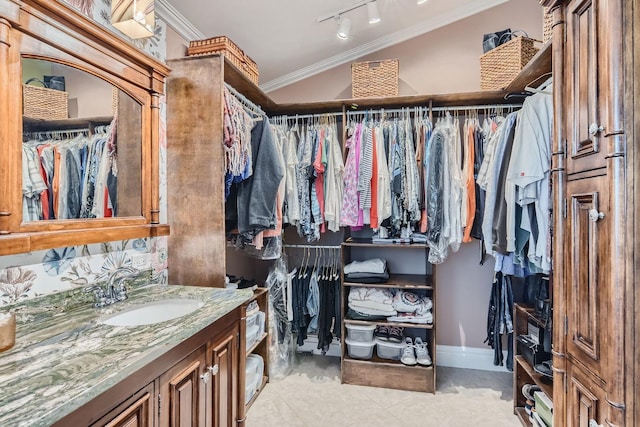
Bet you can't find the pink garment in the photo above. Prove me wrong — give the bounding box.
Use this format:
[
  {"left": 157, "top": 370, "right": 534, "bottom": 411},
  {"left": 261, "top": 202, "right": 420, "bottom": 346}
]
[{"left": 341, "top": 124, "right": 362, "bottom": 227}]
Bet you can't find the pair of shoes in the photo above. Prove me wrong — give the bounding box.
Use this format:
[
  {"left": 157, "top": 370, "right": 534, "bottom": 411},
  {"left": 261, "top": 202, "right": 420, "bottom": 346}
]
[
  {"left": 374, "top": 325, "right": 403, "bottom": 343},
  {"left": 414, "top": 337, "right": 432, "bottom": 366},
  {"left": 374, "top": 325, "right": 389, "bottom": 340},
  {"left": 400, "top": 337, "right": 432, "bottom": 366}
]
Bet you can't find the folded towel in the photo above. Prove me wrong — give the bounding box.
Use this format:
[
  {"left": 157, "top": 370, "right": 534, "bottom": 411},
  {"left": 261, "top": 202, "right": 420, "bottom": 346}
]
[{"left": 344, "top": 258, "right": 387, "bottom": 275}]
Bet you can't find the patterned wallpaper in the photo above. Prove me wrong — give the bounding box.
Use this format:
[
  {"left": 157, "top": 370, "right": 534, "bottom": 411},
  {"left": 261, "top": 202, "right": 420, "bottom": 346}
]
[{"left": 0, "top": 0, "right": 169, "bottom": 306}]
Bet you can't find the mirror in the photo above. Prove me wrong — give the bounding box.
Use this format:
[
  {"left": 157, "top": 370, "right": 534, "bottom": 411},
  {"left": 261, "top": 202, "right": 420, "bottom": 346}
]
[{"left": 21, "top": 58, "right": 143, "bottom": 222}]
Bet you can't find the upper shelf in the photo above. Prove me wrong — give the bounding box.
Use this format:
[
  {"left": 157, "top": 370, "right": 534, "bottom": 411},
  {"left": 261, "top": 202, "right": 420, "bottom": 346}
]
[
  {"left": 504, "top": 40, "right": 552, "bottom": 93},
  {"left": 221, "top": 41, "right": 553, "bottom": 117}
]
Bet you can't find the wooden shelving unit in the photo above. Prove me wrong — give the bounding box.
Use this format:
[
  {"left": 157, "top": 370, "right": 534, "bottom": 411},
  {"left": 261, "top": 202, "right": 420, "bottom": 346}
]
[
  {"left": 513, "top": 303, "right": 552, "bottom": 426},
  {"left": 340, "top": 240, "right": 436, "bottom": 393},
  {"left": 238, "top": 288, "right": 270, "bottom": 421}
]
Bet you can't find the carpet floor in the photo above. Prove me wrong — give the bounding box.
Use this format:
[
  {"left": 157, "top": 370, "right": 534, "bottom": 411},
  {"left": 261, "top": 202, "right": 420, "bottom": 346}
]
[{"left": 246, "top": 353, "right": 518, "bottom": 427}]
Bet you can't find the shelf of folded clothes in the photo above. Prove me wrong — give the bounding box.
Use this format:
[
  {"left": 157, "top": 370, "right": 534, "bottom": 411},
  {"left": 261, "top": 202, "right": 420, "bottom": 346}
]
[
  {"left": 346, "top": 287, "right": 434, "bottom": 327},
  {"left": 342, "top": 273, "right": 433, "bottom": 289}
]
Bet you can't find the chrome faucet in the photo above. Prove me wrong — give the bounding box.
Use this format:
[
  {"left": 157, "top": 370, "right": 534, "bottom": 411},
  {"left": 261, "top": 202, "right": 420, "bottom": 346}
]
[{"left": 84, "top": 268, "right": 133, "bottom": 308}]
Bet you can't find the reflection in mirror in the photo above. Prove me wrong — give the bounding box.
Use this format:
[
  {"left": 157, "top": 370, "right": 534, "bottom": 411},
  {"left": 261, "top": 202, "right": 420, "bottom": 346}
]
[{"left": 21, "top": 58, "right": 142, "bottom": 221}]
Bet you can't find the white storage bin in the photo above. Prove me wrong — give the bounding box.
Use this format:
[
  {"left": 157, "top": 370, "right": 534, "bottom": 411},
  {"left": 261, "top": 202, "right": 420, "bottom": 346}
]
[
  {"left": 246, "top": 310, "right": 263, "bottom": 329},
  {"left": 345, "top": 338, "right": 375, "bottom": 360},
  {"left": 346, "top": 324, "right": 376, "bottom": 342},
  {"left": 246, "top": 324, "right": 260, "bottom": 349},
  {"left": 245, "top": 371, "right": 261, "bottom": 404},
  {"left": 375, "top": 338, "right": 404, "bottom": 360},
  {"left": 246, "top": 354, "right": 264, "bottom": 380}
]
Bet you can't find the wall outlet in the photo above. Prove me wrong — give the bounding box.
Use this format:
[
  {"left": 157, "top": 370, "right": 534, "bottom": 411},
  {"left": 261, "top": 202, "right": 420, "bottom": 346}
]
[{"left": 131, "top": 253, "right": 151, "bottom": 269}]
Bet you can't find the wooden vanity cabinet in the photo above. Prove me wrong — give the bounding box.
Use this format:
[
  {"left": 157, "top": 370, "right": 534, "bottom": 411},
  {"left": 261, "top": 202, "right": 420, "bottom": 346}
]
[
  {"left": 54, "top": 308, "right": 243, "bottom": 427},
  {"left": 0, "top": 0, "right": 170, "bottom": 256}
]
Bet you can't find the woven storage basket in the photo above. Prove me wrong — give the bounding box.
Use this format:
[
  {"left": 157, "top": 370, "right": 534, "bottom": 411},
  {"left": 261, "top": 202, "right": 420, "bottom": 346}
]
[
  {"left": 352, "top": 59, "right": 399, "bottom": 98},
  {"left": 543, "top": 7, "right": 553, "bottom": 42},
  {"left": 187, "top": 36, "right": 259, "bottom": 84},
  {"left": 22, "top": 84, "right": 68, "bottom": 120},
  {"left": 480, "top": 36, "right": 540, "bottom": 90}
]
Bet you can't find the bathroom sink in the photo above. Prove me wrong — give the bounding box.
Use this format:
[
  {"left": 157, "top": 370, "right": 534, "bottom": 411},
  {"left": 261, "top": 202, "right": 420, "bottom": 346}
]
[{"left": 100, "top": 299, "right": 205, "bottom": 327}]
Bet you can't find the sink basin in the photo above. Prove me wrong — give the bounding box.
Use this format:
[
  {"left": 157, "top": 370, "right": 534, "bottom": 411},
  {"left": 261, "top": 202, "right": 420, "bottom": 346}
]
[{"left": 100, "top": 299, "right": 205, "bottom": 327}]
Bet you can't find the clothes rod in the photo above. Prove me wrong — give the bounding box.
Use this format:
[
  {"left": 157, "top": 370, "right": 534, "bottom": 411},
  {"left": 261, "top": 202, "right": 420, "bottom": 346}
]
[
  {"left": 345, "top": 103, "right": 523, "bottom": 115},
  {"left": 284, "top": 244, "right": 342, "bottom": 249},
  {"left": 224, "top": 82, "right": 266, "bottom": 116},
  {"left": 270, "top": 112, "right": 343, "bottom": 121}
]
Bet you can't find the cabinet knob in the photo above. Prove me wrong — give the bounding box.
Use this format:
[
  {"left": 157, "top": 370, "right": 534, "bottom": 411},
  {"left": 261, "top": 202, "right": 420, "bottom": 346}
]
[
  {"left": 589, "top": 419, "right": 603, "bottom": 427},
  {"left": 589, "top": 122, "right": 605, "bottom": 136},
  {"left": 208, "top": 364, "right": 219, "bottom": 375},
  {"left": 589, "top": 209, "right": 605, "bottom": 222},
  {"left": 200, "top": 372, "right": 210, "bottom": 384}
]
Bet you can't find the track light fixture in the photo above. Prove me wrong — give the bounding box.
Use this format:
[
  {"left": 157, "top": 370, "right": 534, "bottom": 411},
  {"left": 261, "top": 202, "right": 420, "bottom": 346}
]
[
  {"left": 318, "top": 0, "right": 383, "bottom": 39},
  {"left": 337, "top": 16, "right": 352, "bottom": 40},
  {"left": 367, "top": 1, "right": 380, "bottom": 24}
]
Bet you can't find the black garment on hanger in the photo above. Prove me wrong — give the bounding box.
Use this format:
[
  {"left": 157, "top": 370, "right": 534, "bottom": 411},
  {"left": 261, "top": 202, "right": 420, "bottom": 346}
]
[{"left": 485, "top": 272, "right": 514, "bottom": 371}]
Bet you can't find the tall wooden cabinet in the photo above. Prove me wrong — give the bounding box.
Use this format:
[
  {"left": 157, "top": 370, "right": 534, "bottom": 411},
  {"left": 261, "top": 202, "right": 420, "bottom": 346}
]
[{"left": 542, "top": 0, "right": 636, "bottom": 425}]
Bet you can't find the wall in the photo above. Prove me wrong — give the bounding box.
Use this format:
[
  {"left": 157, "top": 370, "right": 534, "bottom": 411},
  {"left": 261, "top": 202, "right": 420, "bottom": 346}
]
[
  {"left": 269, "top": 0, "right": 543, "bottom": 102},
  {"left": 0, "top": 1, "right": 168, "bottom": 306}
]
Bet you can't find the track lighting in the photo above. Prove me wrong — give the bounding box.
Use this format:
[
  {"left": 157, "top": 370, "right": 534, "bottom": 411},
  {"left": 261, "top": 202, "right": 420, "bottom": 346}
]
[
  {"left": 337, "top": 16, "right": 352, "bottom": 40},
  {"left": 367, "top": 1, "right": 380, "bottom": 24}
]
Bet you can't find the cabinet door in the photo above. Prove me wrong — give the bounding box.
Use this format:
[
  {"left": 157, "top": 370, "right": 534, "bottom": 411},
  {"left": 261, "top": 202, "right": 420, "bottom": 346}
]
[
  {"left": 566, "top": 362, "right": 608, "bottom": 427},
  {"left": 565, "top": 176, "right": 609, "bottom": 381},
  {"left": 159, "top": 345, "right": 207, "bottom": 427},
  {"left": 91, "top": 382, "right": 155, "bottom": 427},
  {"left": 208, "top": 327, "right": 238, "bottom": 427},
  {"left": 565, "top": 0, "right": 607, "bottom": 174}
]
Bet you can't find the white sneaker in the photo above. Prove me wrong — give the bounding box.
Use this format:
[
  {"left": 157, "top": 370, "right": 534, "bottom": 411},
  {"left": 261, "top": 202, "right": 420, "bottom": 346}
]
[
  {"left": 414, "top": 337, "right": 432, "bottom": 366},
  {"left": 400, "top": 337, "right": 417, "bottom": 366}
]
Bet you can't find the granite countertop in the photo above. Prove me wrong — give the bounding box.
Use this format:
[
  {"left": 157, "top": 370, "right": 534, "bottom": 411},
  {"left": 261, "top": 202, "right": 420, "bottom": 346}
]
[{"left": 0, "top": 284, "right": 254, "bottom": 427}]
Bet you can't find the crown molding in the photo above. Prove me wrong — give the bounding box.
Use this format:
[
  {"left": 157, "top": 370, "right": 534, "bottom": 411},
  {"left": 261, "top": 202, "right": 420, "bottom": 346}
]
[
  {"left": 155, "top": 0, "right": 205, "bottom": 41},
  {"left": 260, "top": 0, "right": 510, "bottom": 93}
]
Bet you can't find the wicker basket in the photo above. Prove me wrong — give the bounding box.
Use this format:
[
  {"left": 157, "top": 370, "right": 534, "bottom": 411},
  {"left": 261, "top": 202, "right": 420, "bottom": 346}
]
[
  {"left": 543, "top": 7, "right": 553, "bottom": 42},
  {"left": 480, "top": 36, "right": 540, "bottom": 90},
  {"left": 22, "top": 84, "right": 68, "bottom": 120},
  {"left": 352, "top": 59, "right": 399, "bottom": 98},
  {"left": 187, "top": 36, "right": 259, "bottom": 85}
]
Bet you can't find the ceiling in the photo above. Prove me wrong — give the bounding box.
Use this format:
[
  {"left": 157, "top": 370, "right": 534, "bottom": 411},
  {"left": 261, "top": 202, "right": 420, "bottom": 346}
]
[{"left": 159, "top": 0, "right": 510, "bottom": 92}]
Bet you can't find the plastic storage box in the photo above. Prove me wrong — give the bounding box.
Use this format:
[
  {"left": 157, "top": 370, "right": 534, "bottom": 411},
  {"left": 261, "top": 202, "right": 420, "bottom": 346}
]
[
  {"left": 246, "top": 354, "right": 264, "bottom": 379},
  {"left": 346, "top": 324, "right": 376, "bottom": 342},
  {"left": 345, "top": 338, "right": 375, "bottom": 360},
  {"left": 247, "top": 311, "right": 266, "bottom": 337},
  {"left": 246, "top": 325, "right": 260, "bottom": 349},
  {"left": 375, "top": 338, "right": 404, "bottom": 360},
  {"left": 245, "top": 371, "right": 260, "bottom": 404}
]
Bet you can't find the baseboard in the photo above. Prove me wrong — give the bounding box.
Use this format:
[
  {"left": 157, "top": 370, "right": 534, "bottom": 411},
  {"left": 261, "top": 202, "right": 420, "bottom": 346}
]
[{"left": 436, "top": 345, "right": 510, "bottom": 372}]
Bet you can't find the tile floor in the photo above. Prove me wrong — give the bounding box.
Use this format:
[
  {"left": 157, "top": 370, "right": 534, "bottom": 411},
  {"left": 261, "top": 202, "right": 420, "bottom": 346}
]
[{"left": 246, "top": 353, "right": 518, "bottom": 427}]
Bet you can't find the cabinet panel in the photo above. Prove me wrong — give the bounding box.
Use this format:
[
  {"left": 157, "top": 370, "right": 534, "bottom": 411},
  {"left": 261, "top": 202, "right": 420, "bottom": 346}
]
[
  {"left": 566, "top": 362, "right": 608, "bottom": 427},
  {"left": 565, "top": 0, "right": 607, "bottom": 173},
  {"left": 159, "top": 346, "right": 207, "bottom": 427},
  {"left": 91, "top": 382, "right": 154, "bottom": 427},
  {"left": 209, "top": 327, "right": 238, "bottom": 427},
  {"left": 565, "top": 176, "right": 609, "bottom": 380}
]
